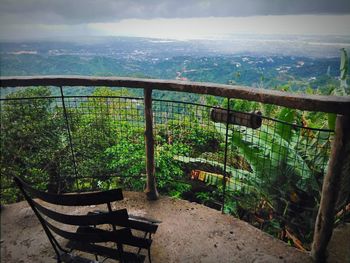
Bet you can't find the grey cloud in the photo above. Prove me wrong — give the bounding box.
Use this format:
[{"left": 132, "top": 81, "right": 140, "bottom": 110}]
[{"left": 1, "top": 0, "right": 350, "bottom": 25}]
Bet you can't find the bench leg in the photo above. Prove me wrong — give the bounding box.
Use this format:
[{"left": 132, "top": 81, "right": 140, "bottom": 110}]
[
  {"left": 137, "top": 232, "right": 149, "bottom": 255},
  {"left": 148, "top": 248, "right": 152, "bottom": 263},
  {"left": 117, "top": 243, "right": 124, "bottom": 263}
]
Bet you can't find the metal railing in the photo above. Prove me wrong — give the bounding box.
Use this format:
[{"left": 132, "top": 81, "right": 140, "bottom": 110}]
[{"left": 1, "top": 76, "right": 350, "bottom": 261}]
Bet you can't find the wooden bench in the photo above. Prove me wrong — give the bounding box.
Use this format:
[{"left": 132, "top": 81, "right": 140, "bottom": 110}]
[{"left": 14, "top": 176, "right": 160, "bottom": 263}]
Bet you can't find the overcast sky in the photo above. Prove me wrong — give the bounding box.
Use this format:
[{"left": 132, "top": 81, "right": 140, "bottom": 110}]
[{"left": 1, "top": 0, "right": 350, "bottom": 40}]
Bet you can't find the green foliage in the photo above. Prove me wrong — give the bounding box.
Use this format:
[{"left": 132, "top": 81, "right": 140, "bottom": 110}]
[
  {"left": 105, "top": 124, "right": 146, "bottom": 191},
  {"left": 276, "top": 108, "right": 296, "bottom": 141},
  {"left": 155, "top": 143, "right": 186, "bottom": 186},
  {"left": 157, "top": 115, "right": 222, "bottom": 157},
  {"left": 155, "top": 142, "right": 191, "bottom": 195},
  {"left": 222, "top": 98, "right": 260, "bottom": 113},
  {"left": 67, "top": 87, "right": 144, "bottom": 190},
  {"left": 195, "top": 192, "right": 211, "bottom": 202},
  {"left": 328, "top": 49, "right": 349, "bottom": 130},
  {"left": 1, "top": 87, "right": 66, "bottom": 202}
]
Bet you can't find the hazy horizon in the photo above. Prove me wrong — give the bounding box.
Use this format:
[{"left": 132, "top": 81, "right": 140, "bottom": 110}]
[
  {"left": 1, "top": 0, "right": 350, "bottom": 41},
  {"left": 0, "top": 15, "right": 350, "bottom": 41}
]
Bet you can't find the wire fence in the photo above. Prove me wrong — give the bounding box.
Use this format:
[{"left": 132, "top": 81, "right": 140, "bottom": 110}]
[{"left": 0, "top": 86, "right": 334, "bottom": 248}]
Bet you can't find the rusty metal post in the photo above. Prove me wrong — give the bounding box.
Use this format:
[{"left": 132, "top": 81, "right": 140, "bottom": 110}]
[
  {"left": 144, "top": 88, "right": 159, "bottom": 200},
  {"left": 311, "top": 114, "right": 350, "bottom": 262}
]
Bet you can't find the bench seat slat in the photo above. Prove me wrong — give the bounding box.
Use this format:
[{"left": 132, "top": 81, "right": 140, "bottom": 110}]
[
  {"left": 128, "top": 218, "right": 158, "bottom": 234},
  {"left": 66, "top": 241, "right": 146, "bottom": 263},
  {"left": 46, "top": 222, "right": 152, "bottom": 249},
  {"left": 76, "top": 227, "right": 152, "bottom": 249},
  {"left": 46, "top": 222, "right": 130, "bottom": 243},
  {"left": 88, "top": 210, "right": 159, "bottom": 233}
]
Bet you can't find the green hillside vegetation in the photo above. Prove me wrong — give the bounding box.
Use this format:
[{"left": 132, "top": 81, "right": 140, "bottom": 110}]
[{"left": 1, "top": 53, "right": 348, "bottom": 96}]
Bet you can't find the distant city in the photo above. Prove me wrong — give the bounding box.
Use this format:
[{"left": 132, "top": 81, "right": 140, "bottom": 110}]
[{"left": 1, "top": 36, "right": 349, "bottom": 97}]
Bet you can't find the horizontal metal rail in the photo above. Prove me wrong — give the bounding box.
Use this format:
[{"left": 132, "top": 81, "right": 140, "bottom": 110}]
[{"left": 1, "top": 75, "right": 350, "bottom": 114}]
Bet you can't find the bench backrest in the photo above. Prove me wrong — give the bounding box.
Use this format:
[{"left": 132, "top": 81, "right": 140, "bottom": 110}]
[
  {"left": 14, "top": 176, "right": 131, "bottom": 244},
  {"left": 14, "top": 176, "right": 124, "bottom": 206}
]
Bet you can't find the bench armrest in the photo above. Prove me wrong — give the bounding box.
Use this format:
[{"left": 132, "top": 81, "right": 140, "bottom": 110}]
[{"left": 88, "top": 210, "right": 161, "bottom": 234}]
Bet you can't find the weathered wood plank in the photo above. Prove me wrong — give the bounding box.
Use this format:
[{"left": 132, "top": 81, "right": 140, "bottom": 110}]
[
  {"left": 311, "top": 114, "right": 350, "bottom": 262},
  {"left": 143, "top": 88, "right": 159, "bottom": 200},
  {"left": 1, "top": 76, "right": 350, "bottom": 114},
  {"left": 210, "top": 108, "right": 262, "bottom": 129}
]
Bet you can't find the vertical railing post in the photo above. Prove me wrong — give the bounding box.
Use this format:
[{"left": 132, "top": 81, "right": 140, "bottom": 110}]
[
  {"left": 59, "top": 86, "right": 79, "bottom": 190},
  {"left": 311, "top": 114, "right": 350, "bottom": 262},
  {"left": 144, "top": 88, "right": 159, "bottom": 200},
  {"left": 222, "top": 98, "right": 230, "bottom": 213}
]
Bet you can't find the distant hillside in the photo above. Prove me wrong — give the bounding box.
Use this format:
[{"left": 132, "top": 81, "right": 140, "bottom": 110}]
[{"left": 1, "top": 37, "right": 349, "bottom": 99}]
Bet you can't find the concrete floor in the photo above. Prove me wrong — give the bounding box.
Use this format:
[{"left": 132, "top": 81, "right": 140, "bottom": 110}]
[{"left": 1, "top": 192, "right": 316, "bottom": 263}]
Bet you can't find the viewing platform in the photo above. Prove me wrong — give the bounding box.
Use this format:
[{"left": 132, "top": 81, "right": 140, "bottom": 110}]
[{"left": 1, "top": 191, "right": 313, "bottom": 263}]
